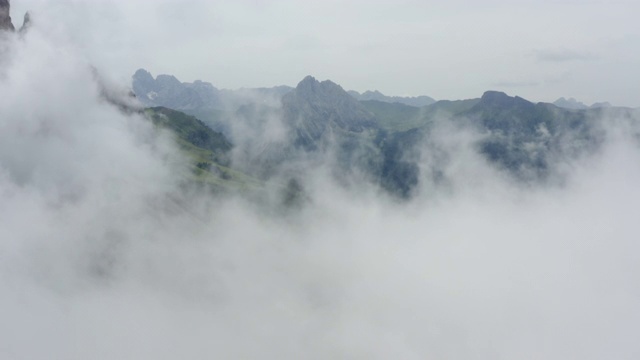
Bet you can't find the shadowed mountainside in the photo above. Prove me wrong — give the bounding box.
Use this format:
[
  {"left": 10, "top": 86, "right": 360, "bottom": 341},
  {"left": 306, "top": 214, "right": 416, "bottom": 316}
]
[{"left": 131, "top": 72, "right": 640, "bottom": 198}]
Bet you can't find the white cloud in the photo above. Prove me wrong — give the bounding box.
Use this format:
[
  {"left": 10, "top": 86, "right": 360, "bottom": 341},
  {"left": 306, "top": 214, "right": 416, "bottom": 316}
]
[{"left": 2, "top": 4, "right": 640, "bottom": 359}]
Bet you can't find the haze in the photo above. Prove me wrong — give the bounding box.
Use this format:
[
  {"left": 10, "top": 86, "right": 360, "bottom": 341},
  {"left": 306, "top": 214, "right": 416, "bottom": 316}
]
[
  {"left": 10, "top": 0, "right": 640, "bottom": 106},
  {"left": 2, "top": 1, "right": 640, "bottom": 359}
]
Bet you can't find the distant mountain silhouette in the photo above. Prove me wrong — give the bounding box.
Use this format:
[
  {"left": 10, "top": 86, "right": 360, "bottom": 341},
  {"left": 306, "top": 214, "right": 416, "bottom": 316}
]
[
  {"left": 132, "top": 68, "right": 293, "bottom": 112},
  {"left": 348, "top": 89, "right": 435, "bottom": 107},
  {"left": 553, "top": 97, "right": 612, "bottom": 110}
]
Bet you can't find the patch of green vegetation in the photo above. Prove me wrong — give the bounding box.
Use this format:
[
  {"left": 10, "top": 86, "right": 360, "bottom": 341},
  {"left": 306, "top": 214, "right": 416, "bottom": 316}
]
[
  {"left": 146, "top": 107, "right": 231, "bottom": 159},
  {"left": 144, "top": 107, "right": 263, "bottom": 192}
]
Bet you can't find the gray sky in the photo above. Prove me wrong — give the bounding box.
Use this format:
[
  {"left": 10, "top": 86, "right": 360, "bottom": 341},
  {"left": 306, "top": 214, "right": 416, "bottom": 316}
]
[{"left": 12, "top": 0, "right": 640, "bottom": 106}]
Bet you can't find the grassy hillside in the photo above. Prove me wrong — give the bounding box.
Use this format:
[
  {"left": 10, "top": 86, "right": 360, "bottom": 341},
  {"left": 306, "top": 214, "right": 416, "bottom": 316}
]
[{"left": 144, "top": 107, "right": 262, "bottom": 191}]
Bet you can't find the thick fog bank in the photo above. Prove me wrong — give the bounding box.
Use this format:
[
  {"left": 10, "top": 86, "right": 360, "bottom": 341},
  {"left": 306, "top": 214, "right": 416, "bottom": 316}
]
[{"left": 1, "top": 25, "right": 640, "bottom": 360}]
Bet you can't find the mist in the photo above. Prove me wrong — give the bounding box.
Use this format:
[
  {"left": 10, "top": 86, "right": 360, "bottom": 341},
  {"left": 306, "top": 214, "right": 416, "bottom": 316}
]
[{"left": 2, "top": 12, "right": 640, "bottom": 360}]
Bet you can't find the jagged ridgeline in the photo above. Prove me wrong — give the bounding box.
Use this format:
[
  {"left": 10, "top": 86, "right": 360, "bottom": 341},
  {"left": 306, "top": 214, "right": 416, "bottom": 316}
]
[
  {"left": 0, "top": 0, "right": 30, "bottom": 33},
  {"left": 2, "top": 0, "right": 638, "bottom": 199},
  {"left": 132, "top": 69, "right": 640, "bottom": 198}
]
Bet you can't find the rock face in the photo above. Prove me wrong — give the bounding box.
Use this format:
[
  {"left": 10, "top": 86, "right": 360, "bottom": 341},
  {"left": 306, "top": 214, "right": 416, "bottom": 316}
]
[
  {"left": 476, "top": 90, "right": 533, "bottom": 110},
  {"left": 0, "top": 0, "right": 15, "bottom": 31},
  {"left": 281, "top": 75, "right": 378, "bottom": 150},
  {"left": 553, "top": 97, "right": 588, "bottom": 110},
  {"left": 132, "top": 69, "right": 222, "bottom": 110},
  {"left": 132, "top": 68, "right": 294, "bottom": 113},
  {"left": 18, "top": 11, "right": 30, "bottom": 33}
]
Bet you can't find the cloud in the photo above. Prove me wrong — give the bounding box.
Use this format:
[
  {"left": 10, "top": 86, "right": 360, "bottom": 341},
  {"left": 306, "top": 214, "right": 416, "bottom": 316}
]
[
  {"left": 533, "top": 48, "right": 597, "bottom": 63},
  {"left": 2, "top": 17, "right": 640, "bottom": 360}
]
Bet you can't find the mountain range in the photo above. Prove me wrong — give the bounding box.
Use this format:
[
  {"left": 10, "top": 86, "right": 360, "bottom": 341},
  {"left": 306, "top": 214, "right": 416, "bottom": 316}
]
[
  {"left": 553, "top": 97, "right": 612, "bottom": 110},
  {"left": 2, "top": 0, "right": 636, "bottom": 201},
  {"left": 129, "top": 70, "right": 640, "bottom": 199},
  {"left": 347, "top": 89, "right": 435, "bottom": 107}
]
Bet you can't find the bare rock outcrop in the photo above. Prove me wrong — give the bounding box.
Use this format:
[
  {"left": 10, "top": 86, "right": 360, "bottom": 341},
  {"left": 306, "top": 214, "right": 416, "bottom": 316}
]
[
  {"left": 0, "top": 0, "right": 15, "bottom": 31},
  {"left": 1, "top": 1, "right": 31, "bottom": 33}
]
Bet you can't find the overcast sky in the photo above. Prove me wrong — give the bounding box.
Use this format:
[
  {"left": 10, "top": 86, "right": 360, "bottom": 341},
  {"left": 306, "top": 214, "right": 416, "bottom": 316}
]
[{"left": 11, "top": 0, "right": 640, "bottom": 106}]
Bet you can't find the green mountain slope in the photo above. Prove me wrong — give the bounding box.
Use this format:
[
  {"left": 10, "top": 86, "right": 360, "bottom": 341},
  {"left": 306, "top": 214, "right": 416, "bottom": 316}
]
[{"left": 144, "top": 107, "right": 262, "bottom": 191}]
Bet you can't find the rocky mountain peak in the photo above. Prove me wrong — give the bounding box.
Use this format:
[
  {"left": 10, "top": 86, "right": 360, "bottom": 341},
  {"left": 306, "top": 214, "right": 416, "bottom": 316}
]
[
  {"left": 131, "top": 69, "right": 225, "bottom": 111},
  {"left": 1, "top": 1, "right": 32, "bottom": 33},
  {"left": 480, "top": 90, "right": 532, "bottom": 109},
  {"left": 133, "top": 68, "right": 154, "bottom": 82},
  {"left": 18, "top": 11, "right": 29, "bottom": 33},
  {"left": 362, "top": 90, "right": 384, "bottom": 97},
  {"left": 553, "top": 97, "right": 588, "bottom": 110},
  {"left": 480, "top": 90, "right": 510, "bottom": 103},
  {"left": 297, "top": 75, "right": 317, "bottom": 88},
  {"left": 293, "top": 75, "right": 349, "bottom": 103},
  {"left": 282, "top": 76, "right": 377, "bottom": 150},
  {"left": 0, "top": 0, "right": 15, "bottom": 31}
]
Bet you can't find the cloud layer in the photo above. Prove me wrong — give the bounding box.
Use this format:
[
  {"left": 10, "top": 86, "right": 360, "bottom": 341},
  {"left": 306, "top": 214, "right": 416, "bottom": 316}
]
[{"left": 1, "top": 18, "right": 640, "bottom": 360}]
